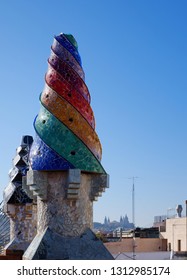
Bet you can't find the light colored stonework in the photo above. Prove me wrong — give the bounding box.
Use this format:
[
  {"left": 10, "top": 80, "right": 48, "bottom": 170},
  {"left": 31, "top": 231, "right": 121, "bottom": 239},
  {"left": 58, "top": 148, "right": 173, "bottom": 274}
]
[
  {"left": 22, "top": 169, "right": 113, "bottom": 259},
  {"left": 7, "top": 204, "right": 37, "bottom": 242},
  {"left": 39, "top": 171, "right": 93, "bottom": 236},
  {"left": 3, "top": 203, "right": 37, "bottom": 252},
  {"left": 23, "top": 170, "right": 109, "bottom": 237}
]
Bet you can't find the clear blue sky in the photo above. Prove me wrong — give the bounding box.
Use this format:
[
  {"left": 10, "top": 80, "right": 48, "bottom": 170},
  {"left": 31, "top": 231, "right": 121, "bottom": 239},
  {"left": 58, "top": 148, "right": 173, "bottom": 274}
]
[{"left": 0, "top": 0, "right": 186, "bottom": 227}]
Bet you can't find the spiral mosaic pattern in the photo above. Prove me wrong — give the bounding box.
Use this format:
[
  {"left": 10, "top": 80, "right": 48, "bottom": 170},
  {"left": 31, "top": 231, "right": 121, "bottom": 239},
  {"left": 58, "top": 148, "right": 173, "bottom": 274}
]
[{"left": 29, "top": 33, "right": 105, "bottom": 173}]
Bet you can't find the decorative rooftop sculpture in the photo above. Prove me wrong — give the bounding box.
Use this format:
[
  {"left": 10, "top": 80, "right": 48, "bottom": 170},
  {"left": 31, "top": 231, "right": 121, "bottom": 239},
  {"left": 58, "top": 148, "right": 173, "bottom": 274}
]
[
  {"left": 4, "top": 135, "right": 33, "bottom": 204},
  {"left": 29, "top": 33, "right": 105, "bottom": 174},
  {"left": 1, "top": 33, "right": 112, "bottom": 259}
]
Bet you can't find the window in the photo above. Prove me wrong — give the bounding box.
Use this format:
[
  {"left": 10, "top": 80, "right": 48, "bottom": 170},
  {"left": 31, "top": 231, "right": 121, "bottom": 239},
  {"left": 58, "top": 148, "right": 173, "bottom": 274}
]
[{"left": 178, "top": 240, "right": 181, "bottom": 252}]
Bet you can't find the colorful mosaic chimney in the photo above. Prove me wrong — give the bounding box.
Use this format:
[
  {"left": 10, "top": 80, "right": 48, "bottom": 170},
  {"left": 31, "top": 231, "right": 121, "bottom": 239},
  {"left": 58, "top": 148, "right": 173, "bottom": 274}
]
[{"left": 29, "top": 33, "right": 105, "bottom": 174}]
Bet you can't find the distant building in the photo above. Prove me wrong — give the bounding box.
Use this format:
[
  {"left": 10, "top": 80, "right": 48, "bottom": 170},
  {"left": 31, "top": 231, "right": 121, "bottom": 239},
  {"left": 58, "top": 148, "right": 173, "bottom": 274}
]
[
  {"left": 159, "top": 202, "right": 187, "bottom": 254},
  {"left": 113, "top": 227, "right": 159, "bottom": 239},
  {"left": 113, "top": 228, "right": 133, "bottom": 238},
  {"left": 153, "top": 215, "right": 167, "bottom": 232},
  {"left": 93, "top": 214, "right": 134, "bottom": 232},
  {"left": 154, "top": 215, "right": 167, "bottom": 225},
  {"left": 161, "top": 216, "right": 187, "bottom": 252},
  {"left": 104, "top": 216, "right": 108, "bottom": 225}
]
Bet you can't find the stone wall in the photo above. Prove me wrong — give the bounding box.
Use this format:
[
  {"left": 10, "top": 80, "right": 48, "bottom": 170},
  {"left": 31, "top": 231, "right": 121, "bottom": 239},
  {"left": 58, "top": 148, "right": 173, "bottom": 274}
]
[
  {"left": 6, "top": 203, "right": 37, "bottom": 242},
  {"left": 22, "top": 170, "right": 112, "bottom": 259},
  {"left": 37, "top": 171, "right": 93, "bottom": 237},
  {"left": 105, "top": 238, "right": 167, "bottom": 254},
  {"left": 161, "top": 217, "right": 187, "bottom": 251}
]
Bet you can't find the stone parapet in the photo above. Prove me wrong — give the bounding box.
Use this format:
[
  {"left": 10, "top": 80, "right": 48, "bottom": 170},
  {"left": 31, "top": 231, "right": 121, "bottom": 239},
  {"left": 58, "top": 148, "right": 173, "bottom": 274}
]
[
  {"left": 22, "top": 169, "right": 113, "bottom": 259},
  {"left": 23, "top": 169, "right": 109, "bottom": 237}
]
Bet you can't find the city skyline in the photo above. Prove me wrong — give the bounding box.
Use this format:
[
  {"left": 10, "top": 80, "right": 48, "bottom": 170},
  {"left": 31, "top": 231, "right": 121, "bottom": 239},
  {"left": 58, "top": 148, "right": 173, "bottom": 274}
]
[{"left": 0, "top": 0, "right": 187, "bottom": 227}]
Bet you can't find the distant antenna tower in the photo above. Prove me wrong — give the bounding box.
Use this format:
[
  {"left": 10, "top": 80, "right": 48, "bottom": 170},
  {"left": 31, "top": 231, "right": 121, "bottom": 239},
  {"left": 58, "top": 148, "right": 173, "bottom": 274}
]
[{"left": 128, "top": 176, "right": 138, "bottom": 260}]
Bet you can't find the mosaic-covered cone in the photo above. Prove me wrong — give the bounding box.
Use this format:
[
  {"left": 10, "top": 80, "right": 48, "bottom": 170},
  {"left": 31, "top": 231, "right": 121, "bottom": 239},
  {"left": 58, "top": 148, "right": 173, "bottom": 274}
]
[{"left": 29, "top": 33, "right": 105, "bottom": 173}]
